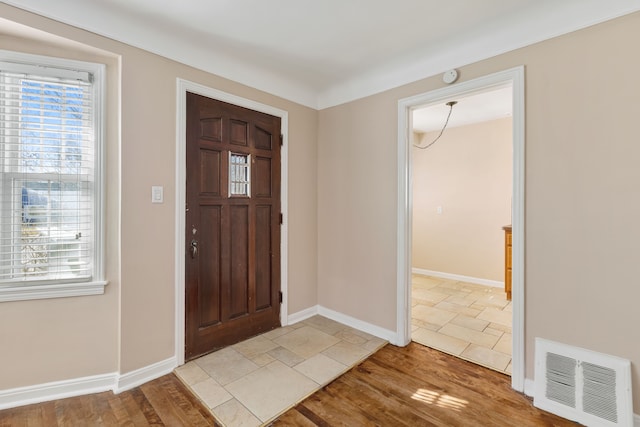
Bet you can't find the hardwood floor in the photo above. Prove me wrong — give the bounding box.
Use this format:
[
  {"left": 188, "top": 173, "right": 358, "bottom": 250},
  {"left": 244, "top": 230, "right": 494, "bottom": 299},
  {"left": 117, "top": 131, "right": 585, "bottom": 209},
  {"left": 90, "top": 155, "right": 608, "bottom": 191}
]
[
  {"left": 0, "top": 343, "right": 579, "bottom": 427},
  {"left": 274, "top": 343, "right": 579, "bottom": 427},
  {"left": 0, "top": 373, "right": 220, "bottom": 427}
]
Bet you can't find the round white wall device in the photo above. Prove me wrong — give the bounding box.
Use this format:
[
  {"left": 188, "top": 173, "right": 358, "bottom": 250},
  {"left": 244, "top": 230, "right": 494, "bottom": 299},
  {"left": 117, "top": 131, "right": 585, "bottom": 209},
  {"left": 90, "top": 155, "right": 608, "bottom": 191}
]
[{"left": 442, "top": 69, "right": 458, "bottom": 84}]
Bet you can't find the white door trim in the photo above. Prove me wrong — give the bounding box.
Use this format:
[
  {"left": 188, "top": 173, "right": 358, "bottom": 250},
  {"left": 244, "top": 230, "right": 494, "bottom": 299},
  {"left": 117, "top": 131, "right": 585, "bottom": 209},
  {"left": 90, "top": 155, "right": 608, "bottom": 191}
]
[
  {"left": 175, "top": 79, "right": 289, "bottom": 366},
  {"left": 396, "top": 66, "right": 525, "bottom": 392}
]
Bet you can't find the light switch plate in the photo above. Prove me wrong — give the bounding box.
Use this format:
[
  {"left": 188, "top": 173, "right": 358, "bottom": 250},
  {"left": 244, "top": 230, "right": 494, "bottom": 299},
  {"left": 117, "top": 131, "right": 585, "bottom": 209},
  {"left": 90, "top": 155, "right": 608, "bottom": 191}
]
[{"left": 151, "top": 186, "right": 163, "bottom": 203}]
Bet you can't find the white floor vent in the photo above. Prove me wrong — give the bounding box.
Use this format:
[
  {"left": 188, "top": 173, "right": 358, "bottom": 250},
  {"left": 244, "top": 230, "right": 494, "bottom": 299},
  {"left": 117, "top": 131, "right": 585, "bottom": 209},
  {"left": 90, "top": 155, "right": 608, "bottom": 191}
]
[{"left": 534, "top": 338, "right": 633, "bottom": 427}]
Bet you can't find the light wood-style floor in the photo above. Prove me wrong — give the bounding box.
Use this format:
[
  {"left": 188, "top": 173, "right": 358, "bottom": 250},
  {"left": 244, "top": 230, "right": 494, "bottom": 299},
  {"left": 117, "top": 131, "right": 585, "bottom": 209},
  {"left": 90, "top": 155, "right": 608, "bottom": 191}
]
[{"left": 0, "top": 343, "right": 578, "bottom": 426}]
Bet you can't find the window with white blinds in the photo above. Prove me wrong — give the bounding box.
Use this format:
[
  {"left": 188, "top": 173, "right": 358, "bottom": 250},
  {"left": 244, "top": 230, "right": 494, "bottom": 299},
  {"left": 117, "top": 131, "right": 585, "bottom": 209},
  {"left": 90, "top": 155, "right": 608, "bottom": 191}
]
[{"left": 0, "top": 51, "right": 105, "bottom": 300}]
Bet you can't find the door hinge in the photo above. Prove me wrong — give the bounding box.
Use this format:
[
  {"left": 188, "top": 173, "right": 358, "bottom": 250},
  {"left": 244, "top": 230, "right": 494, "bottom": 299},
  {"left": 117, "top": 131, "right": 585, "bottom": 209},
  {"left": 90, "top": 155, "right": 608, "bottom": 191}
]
[
  {"left": 280, "top": 134, "right": 284, "bottom": 146},
  {"left": 279, "top": 213, "right": 283, "bottom": 224},
  {"left": 279, "top": 291, "right": 283, "bottom": 304}
]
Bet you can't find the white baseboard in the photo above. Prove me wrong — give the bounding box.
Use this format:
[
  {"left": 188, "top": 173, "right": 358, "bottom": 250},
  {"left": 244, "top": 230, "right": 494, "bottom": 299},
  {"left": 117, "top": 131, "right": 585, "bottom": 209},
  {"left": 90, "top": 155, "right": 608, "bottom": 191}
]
[
  {"left": 287, "top": 305, "right": 319, "bottom": 325},
  {"left": 524, "top": 378, "right": 535, "bottom": 398},
  {"left": 288, "top": 304, "right": 395, "bottom": 344},
  {"left": 412, "top": 268, "right": 504, "bottom": 288},
  {"left": 114, "top": 356, "right": 177, "bottom": 394},
  {"left": 0, "top": 356, "right": 177, "bottom": 410},
  {"left": 0, "top": 372, "right": 117, "bottom": 410},
  {"left": 635, "top": 413, "right": 640, "bottom": 427},
  {"left": 317, "top": 305, "right": 396, "bottom": 343}
]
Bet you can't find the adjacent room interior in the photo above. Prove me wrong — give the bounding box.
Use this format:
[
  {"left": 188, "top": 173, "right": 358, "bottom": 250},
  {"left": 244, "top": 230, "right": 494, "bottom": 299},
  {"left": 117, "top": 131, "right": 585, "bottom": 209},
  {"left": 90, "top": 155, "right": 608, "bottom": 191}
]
[{"left": 410, "top": 86, "right": 514, "bottom": 375}]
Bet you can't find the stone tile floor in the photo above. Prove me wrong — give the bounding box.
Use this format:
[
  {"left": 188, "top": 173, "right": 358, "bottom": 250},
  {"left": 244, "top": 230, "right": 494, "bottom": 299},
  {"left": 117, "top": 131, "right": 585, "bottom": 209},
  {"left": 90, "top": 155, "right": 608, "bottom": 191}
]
[
  {"left": 175, "top": 315, "right": 387, "bottom": 426},
  {"left": 411, "top": 274, "right": 512, "bottom": 374}
]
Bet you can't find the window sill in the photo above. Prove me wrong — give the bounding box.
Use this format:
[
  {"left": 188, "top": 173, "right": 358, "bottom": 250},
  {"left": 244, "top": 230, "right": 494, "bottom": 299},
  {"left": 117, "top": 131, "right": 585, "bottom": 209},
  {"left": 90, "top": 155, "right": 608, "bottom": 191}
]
[{"left": 0, "top": 280, "right": 108, "bottom": 302}]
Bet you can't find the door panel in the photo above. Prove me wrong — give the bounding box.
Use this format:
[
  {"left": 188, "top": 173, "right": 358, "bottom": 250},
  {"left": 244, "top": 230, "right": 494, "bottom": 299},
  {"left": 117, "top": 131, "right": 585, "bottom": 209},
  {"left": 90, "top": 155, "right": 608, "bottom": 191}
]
[
  {"left": 185, "top": 92, "right": 281, "bottom": 360},
  {"left": 200, "top": 117, "right": 222, "bottom": 141},
  {"left": 255, "top": 126, "right": 273, "bottom": 150},
  {"left": 199, "top": 205, "right": 221, "bottom": 326},
  {"left": 199, "top": 150, "right": 221, "bottom": 195},
  {"left": 255, "top": 205, "right": 272, "bottom": 310},
  {"left": 254, "top": 157, "right": 272, "bottom": 197},
  {"left": 230, "top": 119, "right": 248, "bottom": 146},
  {"left": 229, "top": 204, "right": 249, "bottom": 319}
]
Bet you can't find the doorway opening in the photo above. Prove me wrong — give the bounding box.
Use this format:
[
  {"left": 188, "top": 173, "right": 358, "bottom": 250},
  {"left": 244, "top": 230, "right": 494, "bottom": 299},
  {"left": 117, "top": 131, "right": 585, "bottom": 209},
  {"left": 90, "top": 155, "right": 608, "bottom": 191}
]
[
  {"left": 396, "top": 66, "right": 525, "bottom": 392},
  {"left": 410, "top": 85, "right": 513, "bottom": 375}
]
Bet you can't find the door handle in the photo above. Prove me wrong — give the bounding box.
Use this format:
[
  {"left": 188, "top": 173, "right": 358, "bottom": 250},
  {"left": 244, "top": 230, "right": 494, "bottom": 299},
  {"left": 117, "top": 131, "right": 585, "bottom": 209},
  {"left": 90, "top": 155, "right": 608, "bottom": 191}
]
[{"left": 190, "top": 239, "right": 198, "bottom": 259}]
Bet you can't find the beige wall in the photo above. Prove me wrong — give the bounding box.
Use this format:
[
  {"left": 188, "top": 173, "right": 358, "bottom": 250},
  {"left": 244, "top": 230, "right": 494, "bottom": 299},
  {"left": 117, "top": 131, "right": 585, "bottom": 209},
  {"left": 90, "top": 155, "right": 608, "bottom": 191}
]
[
  {"left": 319, "top": 11, "right": 640, "bottom": 411},
  {"left": 318, "top": 99, "right": 399, "bottom": 330},
  {"left": 412, "top": 119, "right": 512, "bottom": 281},
  {"left": 0, "top": 4, "right": 318, "bottom": 387},
  {"left": 0, "top": 27, "right": 121, "bottom": 389}
]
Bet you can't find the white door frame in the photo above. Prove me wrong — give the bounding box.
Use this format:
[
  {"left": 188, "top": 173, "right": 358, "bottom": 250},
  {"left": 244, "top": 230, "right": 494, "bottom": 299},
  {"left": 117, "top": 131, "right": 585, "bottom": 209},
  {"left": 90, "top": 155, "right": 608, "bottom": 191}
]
[
  {"left": 174, "top": 79, "right": 289, "bottom": 366},
  {"left": 396, "top": 66, "right": 525, "bottom": 391}
]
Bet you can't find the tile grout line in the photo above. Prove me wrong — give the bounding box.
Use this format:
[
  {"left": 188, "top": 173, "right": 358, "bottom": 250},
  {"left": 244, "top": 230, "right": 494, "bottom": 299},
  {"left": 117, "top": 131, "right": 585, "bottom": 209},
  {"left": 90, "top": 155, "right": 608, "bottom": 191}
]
[
  {"left": 411, "top": 275, "right": 512, "bottom": 375},
  {"left": 175, "top": 317, "right": 388, "bottom": 426}
]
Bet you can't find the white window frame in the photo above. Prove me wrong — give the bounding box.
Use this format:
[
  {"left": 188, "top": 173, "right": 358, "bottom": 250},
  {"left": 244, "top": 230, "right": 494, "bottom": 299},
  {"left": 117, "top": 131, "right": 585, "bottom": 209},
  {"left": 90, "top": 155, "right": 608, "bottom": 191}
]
[{"left": 0, "top": 50, "right": 107, "bottom": 302}]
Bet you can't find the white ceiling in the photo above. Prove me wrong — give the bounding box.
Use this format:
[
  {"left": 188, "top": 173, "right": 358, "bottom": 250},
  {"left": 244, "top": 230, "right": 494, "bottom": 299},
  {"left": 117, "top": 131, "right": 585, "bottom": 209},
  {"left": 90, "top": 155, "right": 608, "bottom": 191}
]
[
  {"left": 413, "top": 86, "right": 512, "bottom": 133},
  {"left": 3, "top": 0, "right": 640, "bottom": 109}
]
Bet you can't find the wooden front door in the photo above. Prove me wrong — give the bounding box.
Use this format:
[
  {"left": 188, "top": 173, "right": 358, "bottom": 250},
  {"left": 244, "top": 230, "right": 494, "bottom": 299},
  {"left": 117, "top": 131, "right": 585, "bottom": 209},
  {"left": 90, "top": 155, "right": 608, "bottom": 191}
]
[{"left": 185, "top": 92, "right": 281, "bottom": 361}]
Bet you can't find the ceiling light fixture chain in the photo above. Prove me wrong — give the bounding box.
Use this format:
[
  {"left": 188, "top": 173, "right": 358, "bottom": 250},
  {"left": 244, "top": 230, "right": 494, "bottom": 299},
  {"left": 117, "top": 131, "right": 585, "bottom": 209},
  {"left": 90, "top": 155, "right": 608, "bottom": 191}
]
[{"left": 413, "top": 101, "right": 457, "bottom": 150}]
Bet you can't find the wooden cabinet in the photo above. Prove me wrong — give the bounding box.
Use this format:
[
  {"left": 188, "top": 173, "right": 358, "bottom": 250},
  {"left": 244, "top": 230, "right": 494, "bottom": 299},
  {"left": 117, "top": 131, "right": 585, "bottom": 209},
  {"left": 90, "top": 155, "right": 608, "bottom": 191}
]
[{"left": 503, "top": 225, "right": 512, "bottom": 301}]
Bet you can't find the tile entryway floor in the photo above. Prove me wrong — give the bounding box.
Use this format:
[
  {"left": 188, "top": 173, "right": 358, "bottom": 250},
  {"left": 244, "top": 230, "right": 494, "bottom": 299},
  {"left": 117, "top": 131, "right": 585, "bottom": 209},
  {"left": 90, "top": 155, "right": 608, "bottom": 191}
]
[
  {"left": 175, "top": 315, "right": 387, "bottom": 426},
  {"left": 411, "top": 274, "right": 512, "bottom": 374}
]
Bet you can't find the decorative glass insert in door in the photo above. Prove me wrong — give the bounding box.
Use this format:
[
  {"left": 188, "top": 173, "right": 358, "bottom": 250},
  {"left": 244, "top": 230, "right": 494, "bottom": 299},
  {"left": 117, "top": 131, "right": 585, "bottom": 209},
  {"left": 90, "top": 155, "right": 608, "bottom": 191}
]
[{"left": 229, "top": 152, "right": 250, "bottom": 197}]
